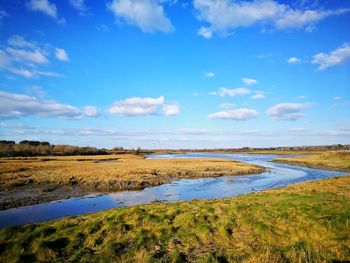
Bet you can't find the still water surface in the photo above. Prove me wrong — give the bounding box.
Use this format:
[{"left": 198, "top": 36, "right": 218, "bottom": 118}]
[{"left": 0, "top": 153, "right": 346, "bottom": 227}]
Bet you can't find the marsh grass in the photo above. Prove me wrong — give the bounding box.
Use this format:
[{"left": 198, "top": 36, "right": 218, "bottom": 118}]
[
  {"left": 274, "top": 151, "right": 350, "bottom": 172},
  {"left": 0, "top": 154, "right": 264, "bottom": 192},
  {"left": 1, "top": 176, "right": 350, "bottom": 262}
]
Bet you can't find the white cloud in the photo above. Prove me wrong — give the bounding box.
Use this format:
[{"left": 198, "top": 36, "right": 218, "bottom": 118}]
[
  {"left": 213, "top": 87, "right": 251, "bottom": 97},
  {"left": 219, "top": 102, "right": 235, "bottom": 109},
  {"left": 287, "top": 57, "right": 301, "bottom": 63},
  {"left": 0, "top": 35, "right": 65, "bottom": 78},
  {"left": 242, "top": 77, "right": 258, "bottom": 85},
  {"left": 0, "top": 91, "right": 96, "bottom": 119},
  {"left": 55, "top": 48, "right": 69, "bottom": 61},
  {"left": 204, "top": 71, "right": 215, "bottom": 78},
  {"left": 162, "top": 104, "right": 179, "bottom": 116},
  {"left": 83, "top": 106, "right": 100, "bottom": 117},
  {"left": 250, "top": 91, "right": 265, "bottom": 99},
  {"left": 109, "top": 96, "right": 178, "bottom": 116},
  {"left": 6, "top": 47, "right": 49, "bottom": 64},
  {"left": 7, "top": 35, "right": 36, "bottom": 49},
  {"left": 208, "top": 108, "right": 258, "bottom": 121},
  {"left": 193, "top": 0, "right": 350, "bottom": 38},
  {"left": 333, "top": 96, "right": 342, "bottom": 101},
  {"left": 69, "top": 0, "right": 88, "bottom": 14},
  {"left": 27, "top": 0, "right": 65, "bottom": 23},
  {"left": 107, "top": 0, "right": 174, "bottom": 33},
  {"left": 312, "top": 43, "right": 350, "bottom": 70},
  {"left": 198, "top": 26, "right": 213, "bottom": 39},
  {"left": 267, "top": 102, "right": 311, "bottom": 121}
]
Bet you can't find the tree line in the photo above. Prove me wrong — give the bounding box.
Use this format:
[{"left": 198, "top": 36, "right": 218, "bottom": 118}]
[{"left": 0, "top": 140, "right": 107, "bottom": 157}]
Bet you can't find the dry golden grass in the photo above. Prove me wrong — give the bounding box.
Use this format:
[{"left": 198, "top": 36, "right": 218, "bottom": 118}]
[
  {"left": 274, "top": 151, "right": 350, "bottom": 172},
  {"left": 0, "top": 154, "right": 264, "bottom": 192}
]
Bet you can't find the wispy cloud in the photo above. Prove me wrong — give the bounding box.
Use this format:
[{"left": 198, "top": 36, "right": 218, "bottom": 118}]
[
  {"left": 208, "top": 108, "right": 258, "bottom": 121},
  {"left": 218, "top": 102, "right": 235, "bottom": 109},
  {"left": 267, "top": 103, "right": 311, "bottom": 121},
  {"left": 27, "top": 0, "right": 65, "bottom": 24},
  {"left": 287, "top": 57, "right": 301, "bottom": 63},
  {"left": 312, "top": 43, "right": 350, "bottom": 70},
  {"left": 250, "top": 91, "right": 266, "bottom": 99},
  {"left": 107, "top": 0, "right": 174, "bottom": 33},
  {"left": 69, "top": 0, "right": 88, "bottom": 15},
  {"left": 204, "top": 71, "right": 215, "bottom": 78},
  {"left": 211, "top": 87, "right": 251, "bottom": 97},
  {"left": 0, "top": 35, "right": 65, "bottom": 78},
  {"left": 242, "top": 78, "right": 257, "bottom": 86},
  {"left": 108, "top": 96, "right": 179, "bottom": 116}
]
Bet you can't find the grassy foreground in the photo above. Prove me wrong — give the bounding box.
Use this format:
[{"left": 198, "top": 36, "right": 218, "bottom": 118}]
[
  {"left": 274, "top": 151, "right": 350, "bottom": 172},
  {"left": 1, "top": 176, "right": 350, "bottom": 262},
  {"left": 0, "top": 154, "right": 263, "bottom": 209}
]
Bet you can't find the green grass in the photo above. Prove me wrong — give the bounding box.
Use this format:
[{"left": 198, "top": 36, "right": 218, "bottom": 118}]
[{"left": 1, "top": 176, "right": 350, "bottom": 262}]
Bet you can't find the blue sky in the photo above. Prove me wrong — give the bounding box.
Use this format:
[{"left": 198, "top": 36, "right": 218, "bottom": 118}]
[{"left": 0, "top": 0, "right": 349, "bottom": 149}]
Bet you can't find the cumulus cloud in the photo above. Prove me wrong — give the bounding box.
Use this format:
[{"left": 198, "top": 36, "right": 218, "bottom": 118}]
[
  {"left": 312, "top": 43, "right": 350, "bottom": 70},
  {"left": 55, "top": 48, "right": 69, "bottom": 61},
  {"left": 162, "top": 104, "right": 179, "bottom": 116},
  {"left": 212, "top": 87, "right": 251, "bottom": 97},
  {"left": 242, "top": 78, "right": 257, "bottom": 86},
  {"left": 27, "top": 0, "right": 65, "bottom": 24},
  {"left": 0, "top": 91, "right": 97, "bottom": 119},
  {"left": 287, "top": 57, "right": 301, "bottom": 63},
  {"left": 0, "top": 35, "right": 65, "bottom": 78},
  {"left": 267, "top": 103, "right": 311, "bottom": 120},
  {"left": 108, "top": 96, "right": 179, "bottom": 116},
  {"left": 208, "top": 108, "right": 258, "bottom": 121},
  {"left": 107, "top": 0, "right": 174, "bottom": 33},
  {"left": 193, "top": 0, "right": 350, "bottom": 38}
]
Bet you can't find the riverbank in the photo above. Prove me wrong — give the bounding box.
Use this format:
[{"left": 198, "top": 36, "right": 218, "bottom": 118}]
[
  {"left": 273, "top": 151, "right": 350, "bottom": 172},
  {"left": 0, "top": 154, "right": 264, "bottom": 209},
  {"left": 1, "top": 175, "right": 349, "bottom": 262}
]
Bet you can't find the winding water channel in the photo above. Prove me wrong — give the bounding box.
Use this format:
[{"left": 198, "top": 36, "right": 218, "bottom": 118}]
[{"left": 0, "top": 153, "right": 346, "bottom": 227}]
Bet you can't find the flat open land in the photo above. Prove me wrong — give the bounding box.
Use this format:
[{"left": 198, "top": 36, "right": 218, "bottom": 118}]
[
  {"left": 273, "top": 151, "right": 350, "bottom": 172},
  {"left": 1, "top": 175, "right": 349, "bottom": 262},
  {"left": 0, "top": 154, "right": 264, "bottom": 209}
]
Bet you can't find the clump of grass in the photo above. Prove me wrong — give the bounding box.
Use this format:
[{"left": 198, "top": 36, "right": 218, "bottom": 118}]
[
  {"left": 273, "top": 151, "right": 350, "bottom": 172},
  {"left": 1, "top": 175, "right": 350, "bottom": 262}
]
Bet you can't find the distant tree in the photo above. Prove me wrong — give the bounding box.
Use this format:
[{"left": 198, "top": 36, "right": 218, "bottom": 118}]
[
  {"left": 135, "top": 147, "right": 141, "bottom": 155},
  {"left": 0, "top": 140, "right": 15, "bottom": 145}
]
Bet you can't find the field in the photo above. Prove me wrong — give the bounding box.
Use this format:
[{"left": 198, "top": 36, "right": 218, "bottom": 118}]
[
  {"left": 0, "top": 175, "right": 349, "bottom": 262},
  {"left": 273, "top": 151, "right": 350, "bottom": 172},
  {"left": 0, "top": 154, "right": 264, "bottom": 209}
]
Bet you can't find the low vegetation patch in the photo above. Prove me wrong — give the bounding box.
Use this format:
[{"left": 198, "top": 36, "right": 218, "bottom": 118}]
[
  {"left": 1, "top": 176, "right": 350, "bottom": 262},
  {"left": 0, "top": 154, "right": 264, "bottom": 209},
  {"left": 273, "top": 151, "right": 350, "bottom": 172}
]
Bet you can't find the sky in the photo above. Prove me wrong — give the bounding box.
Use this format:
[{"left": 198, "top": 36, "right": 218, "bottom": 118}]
[{"left": 0, "top": 0, "right": 349, "bottom": 149}]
